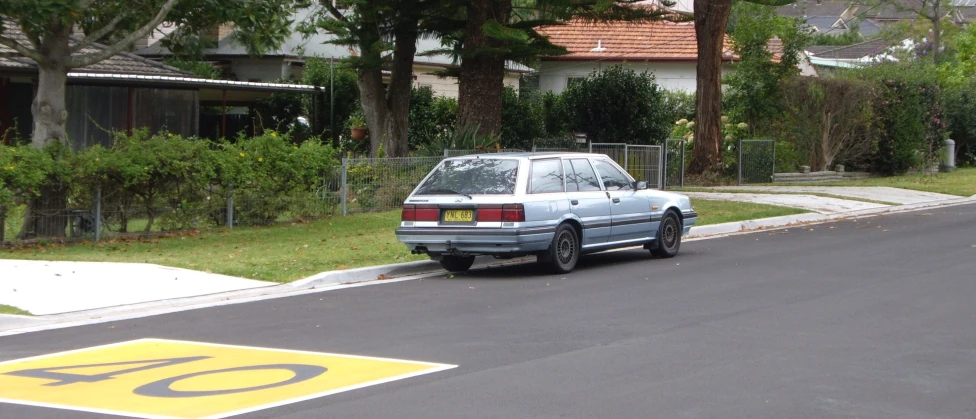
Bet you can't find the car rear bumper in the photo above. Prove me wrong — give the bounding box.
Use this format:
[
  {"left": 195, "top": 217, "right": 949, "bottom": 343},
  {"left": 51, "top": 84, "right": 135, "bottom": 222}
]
[{"left": 395, "top": 226, "right": 555, "bottom": 255}]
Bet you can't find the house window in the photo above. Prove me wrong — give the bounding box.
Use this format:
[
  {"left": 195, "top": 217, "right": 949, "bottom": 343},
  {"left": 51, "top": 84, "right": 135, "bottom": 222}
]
[{"left": 567, "top": 77, "right": 585, "bottom": 88}]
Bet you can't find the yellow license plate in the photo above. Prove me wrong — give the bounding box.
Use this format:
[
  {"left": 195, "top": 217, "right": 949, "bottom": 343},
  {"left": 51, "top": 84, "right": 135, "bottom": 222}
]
[{"left": 443, "top": 210, "right": 474, "bottom": 222}]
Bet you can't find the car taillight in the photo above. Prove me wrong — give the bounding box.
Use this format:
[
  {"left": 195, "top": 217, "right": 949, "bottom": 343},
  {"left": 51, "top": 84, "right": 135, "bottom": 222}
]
[
  {"left": 402, "top": 204, "right": 439, "bottom": 221},
  {"left": 502, "top": 204, "right": 525, "bottom": 222},
  {"left": 477, "top": 205, "right": 502, "bottom": 222}
]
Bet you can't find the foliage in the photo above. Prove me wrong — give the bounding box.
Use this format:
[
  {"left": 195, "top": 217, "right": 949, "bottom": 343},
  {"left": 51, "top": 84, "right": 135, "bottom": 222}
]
[
  {"left": 162, "top": 58, "right": 223, "bottom": 79},
  {"left": 844, "top": 62, "right": 947, "bottom": 174},
  {"left": 75, "top": 129, "right": 222, "bottom": 232},
  {"left": 724, "top": 2, "right": 809, "bottom": 134},
  {"left": 302, "top": 58, "right": 361, "bottom": 142},
  {"left": 1, "top": 130, "right": 340, "bottom": 236},
  {"left": 253, "top": 80, "right": 308, "bottom": 139},
  {"left": 500, "top": 87, "right": 546, "bottom": 151},
  {"left": 218, "top": 131, "right": 339, "bottom": 224},
  {"left": 775, "top": 77, "right": 878, "bottom": 171},
  {"left": 0, "top": 144, "right": 58, "bottom": 210},
  {"left": 810, "top": 29, "right": 866, "bottom": 46},
  {"left": 561, "top": 65, "right": 672, "bottom": 144},
  {"left": 662, "top": 90, "right": 697, "bottom": 127},
  {"left": 941, "top": 79, "right": 976, "bottom": 166},
  {"left": 408, "top": 86, "right": 459, "bottom": 151},
  {"left": 415, "top": 124, "right": 501, "bottom": 157}
]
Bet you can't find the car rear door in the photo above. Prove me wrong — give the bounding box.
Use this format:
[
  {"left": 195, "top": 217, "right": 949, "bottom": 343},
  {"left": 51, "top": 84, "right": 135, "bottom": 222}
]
[
  {"left": 592, "top": 158, "right": 652, "bottom": 243},
  {"left": 564, "top": 158, "right": 611, "bottom": 246}
]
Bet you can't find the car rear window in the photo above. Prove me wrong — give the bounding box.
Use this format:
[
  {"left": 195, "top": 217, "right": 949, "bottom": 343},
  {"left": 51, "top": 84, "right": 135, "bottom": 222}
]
[{"left": 415, "top": 158, "right": 519, "bottom": 195}]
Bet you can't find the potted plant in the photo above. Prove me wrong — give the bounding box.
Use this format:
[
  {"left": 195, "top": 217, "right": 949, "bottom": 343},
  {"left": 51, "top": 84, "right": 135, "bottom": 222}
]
[{"left": 348, "top": 111, "right": 367, "bottom": 140}]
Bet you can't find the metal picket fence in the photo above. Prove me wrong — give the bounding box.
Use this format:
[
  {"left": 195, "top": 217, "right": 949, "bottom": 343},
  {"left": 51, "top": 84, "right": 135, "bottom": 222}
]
[
  {"left": 738, "top": 139, "right": 776, "bottom": 185},
  {"left": 588, "top": 143, "right": 663, "bottom": 189},
  {"left": 663, "top": 139, "right": 686, "bottom": 189},
  {"left": 337, "top": 156, "right": 444, "bottom": 216}
]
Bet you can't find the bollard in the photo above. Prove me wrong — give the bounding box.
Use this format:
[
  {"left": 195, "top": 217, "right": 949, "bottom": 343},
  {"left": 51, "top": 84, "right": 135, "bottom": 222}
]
[{"left": 942, "top": 139, "right": 956, "bottom": 172}]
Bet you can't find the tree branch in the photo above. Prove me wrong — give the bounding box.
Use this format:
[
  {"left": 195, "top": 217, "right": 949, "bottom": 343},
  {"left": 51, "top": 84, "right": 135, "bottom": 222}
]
[
  {"left": 320, "top": 0, "right": 350, "bottom": 23},
  {"left": 0, "top": 32, "right": 41, "bottom": 61},
  {"left": 70, "top": 13, "right": 126, "bottom": 53},
  {"left": 68, "top": 0, "right": 179, "bottom": 68}
]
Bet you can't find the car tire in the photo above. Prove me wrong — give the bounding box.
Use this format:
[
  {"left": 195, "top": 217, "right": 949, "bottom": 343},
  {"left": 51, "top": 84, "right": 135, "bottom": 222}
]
[
  {"left": 439, "top": 255, "right": 476, "bottom": 272},
  {"left": 542, "top": 223, "right": 580, "bottom": 274},
  {"left": 651, "top": 210, "right": 681, "bottom": 258}
]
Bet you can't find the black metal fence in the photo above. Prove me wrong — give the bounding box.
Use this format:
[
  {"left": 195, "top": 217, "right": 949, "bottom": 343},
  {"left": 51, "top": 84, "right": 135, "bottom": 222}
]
[{"left": 738, "top": 139, "right": 776, "bottom": 185}]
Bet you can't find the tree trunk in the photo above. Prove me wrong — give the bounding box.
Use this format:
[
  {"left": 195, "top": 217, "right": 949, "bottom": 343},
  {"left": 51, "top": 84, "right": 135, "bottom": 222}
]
[
  {"left": 20, "top": 27, "right": 73, "bottom": 238},
  {"left": 457, "top": 0, "right": 512, "bottom": 138},
  {"left": 32, "top": 27, "right": 73, "bottom": 147},
  {"left": 358, "top": 68, "right": 388, "bottom": 157},
  {"left": 17, "top": 183, "right": 69, "bottom": 239},
  {"left": 383, "top": 16, "right": 419, "bottom": 158},
  {"left": 688, "top": 0, "right": 732, "bottom": 175},
  {"left": 354, "top": 14, "right": 417, "bottom": 158}
]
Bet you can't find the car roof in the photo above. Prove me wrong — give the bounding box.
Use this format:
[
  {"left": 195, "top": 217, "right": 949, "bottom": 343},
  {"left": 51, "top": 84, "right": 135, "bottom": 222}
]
[{"left": 443, "top": 152, "right": 602, "bottom": 160}]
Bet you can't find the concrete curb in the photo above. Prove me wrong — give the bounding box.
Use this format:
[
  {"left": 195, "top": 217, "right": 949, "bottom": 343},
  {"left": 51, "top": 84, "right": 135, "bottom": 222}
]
[{"left": 3, "top": 194, "right": 974, "bottom": 336}]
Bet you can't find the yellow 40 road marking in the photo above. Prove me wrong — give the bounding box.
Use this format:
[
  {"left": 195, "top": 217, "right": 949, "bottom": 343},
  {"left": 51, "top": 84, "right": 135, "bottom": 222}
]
[{"left": 0, "top": 338, "right": 456, "bottom": 419}]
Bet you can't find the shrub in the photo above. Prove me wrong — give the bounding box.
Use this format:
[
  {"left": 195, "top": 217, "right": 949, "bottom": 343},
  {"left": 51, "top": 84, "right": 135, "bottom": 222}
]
[
  {"left": 500, "top": 87, "right": 545, "bottom": 150},
  {"left": 775, "top": 77, "right": 878, "bottom": 172},
  {"left": 845, "top": 63, "right": 947, "bottom": 174},
  {"left": 303, "top": 58, "right": 360, "bottom": 141},
  {"left": 561, "top": 65, "right": 672, "bottom": 144},
  {"left": 942, "top": 80, "right": 976, "bottom": 167},
  {"left": 408, "top": 86, "right": 458, "bottom": 151},
  {"left": 220, "top": 131, "right": 338, "bottom": 224}
]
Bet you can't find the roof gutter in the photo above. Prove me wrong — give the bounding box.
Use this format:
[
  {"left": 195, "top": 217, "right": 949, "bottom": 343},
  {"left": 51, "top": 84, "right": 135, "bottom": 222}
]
[{"left": 67, "top": 72, "right": 323, "bottom": 92}]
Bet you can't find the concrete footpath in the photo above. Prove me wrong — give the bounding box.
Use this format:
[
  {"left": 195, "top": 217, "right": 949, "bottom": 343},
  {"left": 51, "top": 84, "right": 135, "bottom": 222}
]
[{"left": 2, "top": 186, "right": 974, "bottom": 336}]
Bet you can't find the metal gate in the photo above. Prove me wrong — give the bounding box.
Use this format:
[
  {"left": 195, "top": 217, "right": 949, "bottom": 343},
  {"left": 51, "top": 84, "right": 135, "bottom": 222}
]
[
  {"left": 589, "top": 143, "right": 663, "bottom": 189},
  {"left": 663, "top": 139, "right": 686, "bottom": 190},
  {"left": 738, "top": 139, "right": 776, "bottom": 185}
]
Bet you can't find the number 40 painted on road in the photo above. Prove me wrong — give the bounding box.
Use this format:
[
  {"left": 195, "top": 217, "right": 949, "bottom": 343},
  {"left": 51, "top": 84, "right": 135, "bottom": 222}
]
[{"left": 0, "top": 338, "right": 456, "bottom": 419}]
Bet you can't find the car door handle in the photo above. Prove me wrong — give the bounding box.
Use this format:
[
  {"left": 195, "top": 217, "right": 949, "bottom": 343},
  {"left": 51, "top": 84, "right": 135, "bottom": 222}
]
[
  {"left": 571, "top": 200, "right": 579, "bottom": 205},
  {"left": 612, "top": 198, "right": 621, "bottom": 203}
]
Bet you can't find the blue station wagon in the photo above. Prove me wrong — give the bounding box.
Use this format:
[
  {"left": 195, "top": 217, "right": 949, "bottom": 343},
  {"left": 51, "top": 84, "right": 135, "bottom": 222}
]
[{"left": 395, "top": 152, "right": 697, "bottom": 274}]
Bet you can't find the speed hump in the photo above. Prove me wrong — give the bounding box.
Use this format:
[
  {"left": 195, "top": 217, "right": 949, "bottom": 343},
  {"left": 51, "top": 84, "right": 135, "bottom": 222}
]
[{"left": 0, "top": 338, "right": 457, "bottom": 418}]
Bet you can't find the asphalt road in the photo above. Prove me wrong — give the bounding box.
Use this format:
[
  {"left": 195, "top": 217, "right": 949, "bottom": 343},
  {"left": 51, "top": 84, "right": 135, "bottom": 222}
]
[{"left": 2, "top": 203, "right": 976, "bottom": 419}]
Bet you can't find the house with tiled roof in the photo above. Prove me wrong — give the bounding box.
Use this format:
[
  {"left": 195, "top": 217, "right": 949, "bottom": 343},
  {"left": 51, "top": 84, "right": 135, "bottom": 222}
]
[
  {"left": 536, "top": 20, "right": 732, "bottom": 93},
  {"left": 535, "top": 19, "right": 817, "bottom": 94},
  {"left": 1, "top": 21, "right": 322, "bottom": 147}
]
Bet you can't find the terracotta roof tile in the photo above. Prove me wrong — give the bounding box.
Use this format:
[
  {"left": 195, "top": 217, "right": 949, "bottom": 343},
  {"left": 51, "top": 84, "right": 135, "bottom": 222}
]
[{"left": 539, "top": 20, "right": 736, "bottom": 62}]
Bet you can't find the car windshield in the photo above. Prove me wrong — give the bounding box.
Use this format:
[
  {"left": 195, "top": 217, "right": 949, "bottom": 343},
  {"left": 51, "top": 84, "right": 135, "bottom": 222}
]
[{"left": 415, "top": 158, "right": 519, "bottom": 195}]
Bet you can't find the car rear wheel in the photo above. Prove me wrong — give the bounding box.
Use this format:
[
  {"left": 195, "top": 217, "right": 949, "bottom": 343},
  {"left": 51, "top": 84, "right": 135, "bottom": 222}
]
[
  {"left": 439, "top": 255, "right": 476, "bottom": 272},
  {"left": 651, "top": 211, "right": 681, "bottom": 258},
  {"left": 541, "top": 223, "right": 579, "bottom": 274}
]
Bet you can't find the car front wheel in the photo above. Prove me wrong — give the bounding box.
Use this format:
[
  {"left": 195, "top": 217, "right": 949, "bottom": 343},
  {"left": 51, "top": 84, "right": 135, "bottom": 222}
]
[{"left": 651, "top": 211, "right": 681, "bottom": 258}]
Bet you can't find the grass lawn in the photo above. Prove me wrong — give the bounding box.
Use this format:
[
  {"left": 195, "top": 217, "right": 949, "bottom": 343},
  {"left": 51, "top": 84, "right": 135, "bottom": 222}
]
[
  {"left": 691, "top": 198, "right": 807, "bottom": 225},
  {"left": 1, "top": 200, "right": 808, "bottom": 283},
  {"left": 780, "top": 167, "right": 976, "bottom": 197},
  {"left": 0, "top": 304, "right": 31, "bottom": 316}
]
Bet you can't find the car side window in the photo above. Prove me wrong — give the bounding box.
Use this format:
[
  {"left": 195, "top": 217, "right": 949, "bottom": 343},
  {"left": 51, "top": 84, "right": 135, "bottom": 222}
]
[
  {"left": 593, "top": 159, "right": 633, "bottom": 191},
  {"left": 529, "top": 158, "right": 565, "bottom": 194},
  {"left": 566, "top": 159, "right": 602, "bottom": 192}
]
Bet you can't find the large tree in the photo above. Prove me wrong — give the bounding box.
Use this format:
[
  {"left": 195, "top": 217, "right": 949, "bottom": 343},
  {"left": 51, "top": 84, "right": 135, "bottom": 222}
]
[
  {"left": 437, "top": 0, "right": 667, "bottom": 137},
  {"left": 0, "top": 0, "right": 297, "bottom": 237},
  {"left": 305, "top": 0, "right": 445, "bottom": 157},
  {"left": 687, "top": 0, "right": 795, "bottom": 174}
]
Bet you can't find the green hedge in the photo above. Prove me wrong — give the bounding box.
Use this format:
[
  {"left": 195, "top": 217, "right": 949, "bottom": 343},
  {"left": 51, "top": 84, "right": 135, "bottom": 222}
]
[{"left": 1, "top": 130, "right": 339, "bottom": 238}]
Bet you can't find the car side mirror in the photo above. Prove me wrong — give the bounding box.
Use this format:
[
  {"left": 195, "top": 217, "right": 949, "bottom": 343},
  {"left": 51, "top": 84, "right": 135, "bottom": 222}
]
[{"left": 633, "top": 181, "right": 648, "bottom": 190}]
